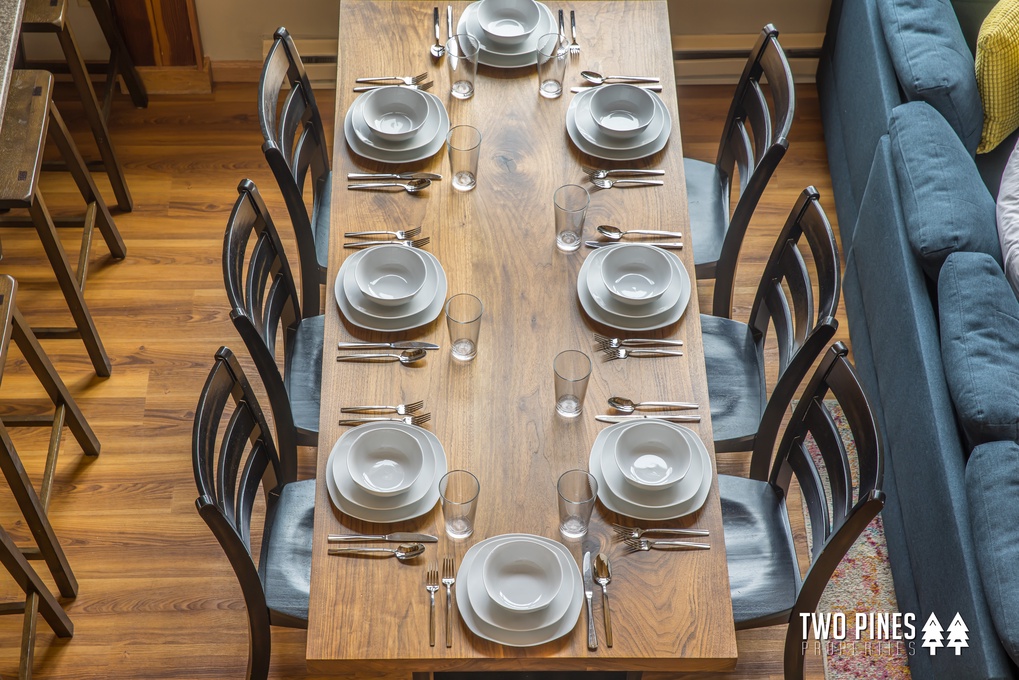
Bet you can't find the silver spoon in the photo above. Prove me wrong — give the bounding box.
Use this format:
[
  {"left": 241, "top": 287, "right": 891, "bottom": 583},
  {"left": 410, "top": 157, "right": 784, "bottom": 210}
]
[
  {"left": 594, "top": 553, "right": 613, "bottom": 648},
  {"left": 328, "top": 542, "right": 426, "bottom": 561},
  {"left": 336, "top": 349, "right": 427, "bottom": 365},
  {"left": 430, "top": 7, "right": 445, "bottom": 58},
  {"left": 347, "top": 179, "right": 431, "bottom": 193},
  {"left": 608, "top": 396, "right": 699, "bottom": 413},
  {"left": 597, "top": 225, "right": 683, "bottom": 241},
  {"left": 581, "top": 70, "right": 661, "bottom": 85}
]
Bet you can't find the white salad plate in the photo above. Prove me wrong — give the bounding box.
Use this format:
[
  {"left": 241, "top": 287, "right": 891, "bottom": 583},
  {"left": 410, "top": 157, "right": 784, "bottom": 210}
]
[
  {"left": 456, "top": 533, "right": 583, "bottom": 646},
  {"left": 588, "top": 422, "right": 712, "bottom": 521},
  {"left": 458, "top": 1, "right": 555, "bottom": 68},
  {"left": 577, "top": 244, "right": 690, "bottom": 331},
  {"left": 339, "top": 248, "right": 437, "bottom": 321},
  {"left": 344, "top": 90, "right": 449, "bottom": 163},
  {"left": 566, "top": 87, "right": 672, "bottom": 161},
  {"left": 585, "top": 246, "right": 683, "bottom": 320},
  {"left": 351, "top": 89, "right": 444, "bottom": 152},
  {"left": 598, "top": 421, "right": 703, "bottom": 509},
  {"left": 330, "top": 424, "right": 437, "bottom": 511},
  {"left": 575, "top": 89, "right": 667, "bottom": 152},
  {"left": 325, "top": 422, "right": 447, "bottom": 523},
  {"left": 334, "top": 249, "right": 448, "bottom": 332}
]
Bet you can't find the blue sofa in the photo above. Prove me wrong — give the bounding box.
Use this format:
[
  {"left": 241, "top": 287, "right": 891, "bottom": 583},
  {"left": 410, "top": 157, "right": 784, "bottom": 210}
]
[{"left": 818, "top": 0, "right": 1019, "bottom": 678}]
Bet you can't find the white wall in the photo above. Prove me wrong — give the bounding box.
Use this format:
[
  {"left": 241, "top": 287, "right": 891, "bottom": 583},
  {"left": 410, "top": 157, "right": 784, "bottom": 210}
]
[
  {"left": 668, "top": 0, "right": 829, "bottom": 35},
  {"left": 194, "top": 0, "right": 340, "bottom": 62}
]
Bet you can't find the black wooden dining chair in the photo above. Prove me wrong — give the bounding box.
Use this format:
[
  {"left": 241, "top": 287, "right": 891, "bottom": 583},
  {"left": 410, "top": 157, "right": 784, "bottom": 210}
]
[
  {"left": 193, "top": 346, "right": 313, "bottom": 680},
  {"left": 702, "top": 187, "right": 839, "bottom": 458},
  {"left": 223, "top": 179, "right": 323, "bottom": 452},
  {"left": 720, "top": 342, "right": 885, "bottom": 679},
  {"left": 685, "top": 23, "right": 795, "bottom": 280},
  {"left": 259, "top": 26, "right": 331, "bottom": 314}
]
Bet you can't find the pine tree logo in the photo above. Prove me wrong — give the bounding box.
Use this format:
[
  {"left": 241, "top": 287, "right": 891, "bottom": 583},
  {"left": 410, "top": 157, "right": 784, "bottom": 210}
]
[
  {"left": 947, "top": 613, "right": 969, "bottom": 654},
  {"left": 922, "top": 612, "right": 944, "bottom": 655}
]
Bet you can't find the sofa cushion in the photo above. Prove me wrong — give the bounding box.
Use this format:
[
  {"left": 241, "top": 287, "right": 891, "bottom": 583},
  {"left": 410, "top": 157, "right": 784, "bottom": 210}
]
[
  {"left": 966, "top": 439, "right": 1019, "bottom": 665},
  {"left": 889, "top": 102, "right": 1001, "bottom": 278},
  {"left": 939, "top": 251, "right": 1019, "bottom": 445},
  {"left": 877, "top": 0, "right": 983, "bottom": 154},
  {"left": 996, "top": 138, "right": 1019, "bottom": 297},
  {"left": 976, "top": 0, "right": 1019, "bottom": 153}
]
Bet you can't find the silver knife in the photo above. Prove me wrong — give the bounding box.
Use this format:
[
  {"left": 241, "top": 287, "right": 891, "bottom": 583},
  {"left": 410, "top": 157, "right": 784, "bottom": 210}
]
[
  {"left": 337, "top": 341, "right": 440, "bottom": 350},
  {"left": 585, "top": 240, "right": 683, "bottom": 250},
  {"left": 571, "top": 85, "right": 663, "bottom": 93},
  {"left": 346, "top": 173, "right": 443, "bottom": 181},
  {"left": 328, "top": 533, "right": 438, "bottom": 543},
  {"left": 583, "top": 551, "right": 598, "bottom": 649},
  {"left": 596, "top": 414, "right": 701, "bottom": 423}
]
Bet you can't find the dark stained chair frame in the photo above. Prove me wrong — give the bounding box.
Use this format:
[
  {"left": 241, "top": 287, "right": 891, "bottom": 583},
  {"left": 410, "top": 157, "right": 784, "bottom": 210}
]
[
  {"left": 707, "top": 187, "right": 840, "bottom": 458},
  {"left": 259, "top": 26, "right": 330, "bottom": 315},
  {"left": 689, "top": 23, "right": 795, "bottom": 280},
  {"left": 721, "top": 342, "right": 885, "bottom": 679},
  {"left": 193, "top": 347, "right": 306, "bottom": 680}
]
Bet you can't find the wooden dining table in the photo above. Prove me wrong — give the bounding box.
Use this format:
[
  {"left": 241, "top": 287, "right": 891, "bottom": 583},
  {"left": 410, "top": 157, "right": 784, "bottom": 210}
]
[
  {"left": 0, "top": 0, "right": 26, "bottom": 138},
  {"left": 307, "top": 0, "right": 738, "bottom": 674}
]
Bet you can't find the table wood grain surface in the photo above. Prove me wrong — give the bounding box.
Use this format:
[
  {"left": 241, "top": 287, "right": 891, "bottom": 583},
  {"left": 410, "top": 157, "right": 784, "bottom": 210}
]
[{"left": 307, "top": 0, "right": 738, "bottom": 673}]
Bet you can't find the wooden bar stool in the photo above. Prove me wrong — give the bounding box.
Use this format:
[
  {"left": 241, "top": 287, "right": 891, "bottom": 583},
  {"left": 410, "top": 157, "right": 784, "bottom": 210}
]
[
  {"left": 0, "top": 69, "right": 126, "bottom": 378},
  {"left": 19, "top": 0, "right": 134, "bottom": 212}
]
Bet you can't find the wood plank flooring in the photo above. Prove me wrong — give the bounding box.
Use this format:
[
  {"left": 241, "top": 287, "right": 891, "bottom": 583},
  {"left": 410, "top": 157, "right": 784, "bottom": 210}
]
[{"left": 0, "top": 81, "right": 846, "bottom": 679}]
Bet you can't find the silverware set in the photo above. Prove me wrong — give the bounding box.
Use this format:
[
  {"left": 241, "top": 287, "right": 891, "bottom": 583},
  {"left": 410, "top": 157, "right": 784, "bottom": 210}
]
[
  {"left": 583, "top": 167, "right": 666, "bottom": 192},
  {"left": 613, "top": 523, "right": 711, "bottom": 552},
  {"left": 353, "top": 81, "right": 434, "bottom": 93},
  {"left": 338, "top": 341, "right": 439, "bottom": 351},
  {"left": 602, "top": 346, "right": 682, "bottom": 361},
  {"left": 336, "top": 349, "right": 427, "bottom": 365},
  {"left": 426, "top": 562, "right": 440, "bottom": 646},
  {"left": 607, "top": 396, "right": 698, "bottom": 413},
  {"left": 569, "top": 11, "right": 581, "bottom": 55},
  {"left": 595, "top": 333, "right": 682, "bottom": 348},
  {"left": 340, "top": 399, "right": 425, "bottom": 415},
  {"left": 423, "top": 555, "right": 457, "bottom": 647},
  {"left": 329, "top": 542, "right": 426, "bottom": 560},
  {"left": 612, "top": 522, "right": 708, "bottom": 539},
  {"left": 596, "top": 413, "right": 700, "bottom": 423},
  {"left": 343, "top": 237, "right": 431, "bottom": 249},
  {"left": 329, "top": 531, "right": 438, "bottom": 543},
  {"left": 347, "top": 179, "right": 432, "bottom": 194},
  {"left": 570, "top": 84, "right": 662, "bottom": 93},
  {"left": 591, "top": 177, "right": 663, "bottom": 190},
  {"left": 338, "top": 413, "right": 432, "bottom": 427}
]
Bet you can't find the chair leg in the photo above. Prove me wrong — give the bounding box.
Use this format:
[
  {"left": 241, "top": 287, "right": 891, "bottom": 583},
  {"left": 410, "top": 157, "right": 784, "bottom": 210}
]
[
  {"left": 56, "top": 18, "right": 133, "bottom": 212},
  {"left": 0, "top": 524, "right": 73, "bottom": 638},
  {"left": 28, "top": 191, "right": 111, "bottom": 377},
  {"left": 46, "top": 101, "right": 126, "bottom": 259},
  {"left": 86, "top": 0, "right": 148, "bottom": 109}
]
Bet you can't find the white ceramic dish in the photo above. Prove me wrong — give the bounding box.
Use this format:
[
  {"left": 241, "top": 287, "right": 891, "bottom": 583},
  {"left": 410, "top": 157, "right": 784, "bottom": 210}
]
[
  {"left": 353, "top": 245, "right": 427, "bottom": 307},
  {"left": 325, "top": 423, "right": 447, "bottom": 523},
  {"left": 567, "top": 88, "right": 672, "bottom": 161},
  {"left": 344, "top": 91, "right": 449, "bottom": 164},
  {"left": 335, "top": 250, "right": 449, "bottom": 332},
  {"left": 476, "top": 0, "right": 541, "bottom": 46},
  {"left": 600, "top": 421, "right": 702, "bottom": 509},
  {"left": 588, "top": 422, "right": 712, "bottom": 521},
  {"left": 589, "top": 84, "right": 656, "bottom": 139},
  {"left": 586, "top": 247, "right": 682, "bottom": 320},
  {"left": 578, "top": 245, "right": 691, "bottom": 331},
  {"left": 340, "top": 248, "right": 437, "bottom": 321},
  {"left": 482, "top": 539, "right": 563, "bottom": 612},
  {"left": 352, "top": 91, "right": 443, "bottom": 152},
  {"left": 360, "top": 86, "right": 430, "bottom": 142},
  {"left": 457, "top": 533, "right": 583, "bottom": 646},
  {"left": 614, "top": 420, "right": 692, "bottom": 490},
  {"left": 458, "top": 1, "right": 555, "bottom": 67},
  {"left": 346, "top": 426, "right": 424, "bottom": 496},
  {"left": 331, "top": 424, "right": 437, "bottom": 511},
  {"left": 600, "top": 243, "right": 673, "bottom": 307},
  {"left": 574, "top": 87, "right": 667, "bottom": 152}
]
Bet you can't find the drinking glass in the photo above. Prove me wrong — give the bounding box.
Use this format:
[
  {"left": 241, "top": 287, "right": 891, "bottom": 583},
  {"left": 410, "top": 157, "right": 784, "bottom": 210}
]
[
  {"left": 553, "top": 349, "right": 591, "bottom": 418},
  {"left": 557, "top": 469, "right": 598, "bottom": 539},
  {"left": 447, "top": 125, "right": 482, "bottom": 192},
  {"left": 439, "top": 470, "right": 480, "bottom": 539},
  {"left": 446, "top": 34, "right": 480, "bottom": 100},
  {"left": 445, "top": 293, "right": 483, "bottom": 361},
  {"left": 536, "top": 32, "right": 569, "bottom": 99},
  {"left": 553, "top": 184, "right": 590, "bottom": 252}
]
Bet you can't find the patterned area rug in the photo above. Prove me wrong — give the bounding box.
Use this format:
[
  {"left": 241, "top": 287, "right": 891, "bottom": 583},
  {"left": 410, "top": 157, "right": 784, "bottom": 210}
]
[{"left": 803, "top": 402, "right": 912, "bottom": 680}]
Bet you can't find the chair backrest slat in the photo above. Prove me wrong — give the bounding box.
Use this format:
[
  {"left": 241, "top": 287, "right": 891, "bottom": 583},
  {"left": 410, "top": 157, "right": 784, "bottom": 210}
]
[
  {"left": 784, "top": 438, "right": 829, "bottom": 559},
  {"left": 746, "top": 80, "right": 772, "bottom": 164},
  {"left": 802, "top": 399, "right": 853, "bottom": 526}
]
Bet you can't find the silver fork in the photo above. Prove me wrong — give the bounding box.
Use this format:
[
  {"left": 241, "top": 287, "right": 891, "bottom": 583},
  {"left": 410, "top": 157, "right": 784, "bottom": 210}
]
[
  {"left": 603, "top": 347, "right": 684, "bottom": 360},
  {"left": 425, "top": 562, "right": 439, "bottom": 647},
  {"left": 624, "top": 537, "right": 710, "bottom": 553},
  {"left": 595, "top": 333, "right": 683, "bottom": 349},
  {"left": 340, "top": 400, "right": 424, "bottom": 415},
  {"left": 569, "top": 11, "right": 580, "bottom": 55},
  {"left": 337, "top": 413, "right": 432, "bottom": 426},
  {"left": 343, "top": 237, "right": 431, "bottom": 250},
  {"left": 355, "top": 72, "right": 429, "bottom": 85},
  {"left": 344, "top": 226, "right": 422, "bottom": 240},
  {"left": 352, "top": 81, "right": 435, "bottom": 93},
  {"left": 612, "top": 523, "right": 709, "bottom": 540},
  {"left": 442, "top": 556, "right": 456, "bottom": 648},
  {"left": 591, "top": 178, "right": 665, "bottom": 190},
  {"left": 584, "top": 166, "right": 665, "bottom": 180}
]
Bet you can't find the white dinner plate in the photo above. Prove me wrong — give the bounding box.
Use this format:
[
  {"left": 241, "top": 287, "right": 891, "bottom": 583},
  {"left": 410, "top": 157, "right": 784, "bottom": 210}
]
[
  {"left": 456, "top": 534, "right": 583, "bottom": 646},
  {"left": 335, "top": 249, "right": 448, "bottom": 332},
  {"left": 574, "top": 88, "right": 667, "bottom": 152},
  {"left": 344, "top": 91, "right": 449, "bottom": 164},
  {"left": 577, "top": 244, "right": 691, "bottom": 331},
  {"left": 598, "top": 421, "right": 704, "bottom": 509},
  {"left": 588, "top": 423, "right": 712, "bottom": 521},
  {"left": 351, "top": 90, "right": 443, "bottom": 152},
  {"left": 467, "top": 535, "right": 575, "bottom": 632},
  {"left": 459, "top": 1, "right": 555, "bottom": 68},
  {"left": 338, "top": 248, "right": 438, "bottom": 321},
  {"left": 325, "top": 423, "right": 447, "bottom": 523},
  {"left": 566, "top": 88, "right": 672, "bottom": 161},
  {"left": 585, "top": 245, "right": 683, "bottom": 320},
  {"left": 329, "top": 423, "right": 437, "bottom": 511}
]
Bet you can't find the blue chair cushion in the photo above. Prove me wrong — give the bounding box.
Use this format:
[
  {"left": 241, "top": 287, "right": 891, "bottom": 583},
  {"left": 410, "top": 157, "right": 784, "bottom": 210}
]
[
  {"left": 939, "top": 251, "right": 1019, "bottom": 445},
  {"left": 877, "top": 0, "right": 983, "bottom": 154},
  {"left": 966, "top": 439, "right": 1019, "bottom": 665},
  {"left": 889, "top": 102, "right": 1001, "bottom": 279},
  {"left": 262, "top": 478, "right": 314, "bottom": 622}
]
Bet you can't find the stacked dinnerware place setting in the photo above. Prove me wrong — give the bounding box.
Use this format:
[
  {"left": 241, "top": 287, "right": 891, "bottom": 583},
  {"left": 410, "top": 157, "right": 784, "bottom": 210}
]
[
  {"left": 344, "top": 84, "right": 450, "bottom": 165},
  {"left": 455, "top": 534, "right": 583, "bottom": 646},
  {"left": 577, "top": 242, "right": 691, "bottom": 332},
  {"left": 458, "top": 0, "right": 554, "bottom": 68},
  {"left": 567, "top": 82, "right": 671, "bottom": 161}
]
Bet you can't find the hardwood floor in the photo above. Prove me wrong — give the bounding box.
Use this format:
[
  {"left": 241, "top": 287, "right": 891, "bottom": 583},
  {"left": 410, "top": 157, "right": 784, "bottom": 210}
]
[{"left": 0, "top": 81, "right": 844, "bottom": 679}]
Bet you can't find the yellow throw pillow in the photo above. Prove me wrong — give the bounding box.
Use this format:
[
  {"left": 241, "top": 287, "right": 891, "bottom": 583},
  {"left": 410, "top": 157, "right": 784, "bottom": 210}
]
[{"left": 976, "top": 0, "right": 1019, "bottom": 153}]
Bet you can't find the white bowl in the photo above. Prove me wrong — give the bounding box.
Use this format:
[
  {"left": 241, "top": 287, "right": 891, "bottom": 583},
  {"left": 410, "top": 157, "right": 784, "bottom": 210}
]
[
  {"left": 360, "top": 87, "right": 430, "bottom": 142},
  {"left": 589, "top": 84, "right": 656, "bottom": 140},
  {"left": 614, "top": 420, "right": 692, "bottom": 490},
  {"left": 346, "top": 426, "right": 425, "bottom": 497},
  {"left": 600, "top": 243, "right": 673, "bottom": 306},
  {"left": 353, "top": 245, "right": 427, "bottom": 307},
  {"left": 476, "top": 0, "right": 541, "bottom": 46},
  {"left": 482, "top": 539, "right": 563, "bottom": 612}
]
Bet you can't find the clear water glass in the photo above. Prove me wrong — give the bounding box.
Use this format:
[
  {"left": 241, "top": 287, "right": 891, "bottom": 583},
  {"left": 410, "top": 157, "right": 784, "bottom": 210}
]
[
  {"left": 557, "top": 469, "right": 598, "bottom": 539},
  {"left": 554, "top": 184, "right": 590, "bottom": 252},
  {"left": 439, "top": 470, "right": 480, "bottom": 539},
  {"left": 447, "top": 125, "right": 482, "bottom": 192},
  {"left": 445, "top": 293, "right": 483, "bottom": 361},
  {"left": 446, "top": 34, "right": 480, "bottom": 100},
  {"left": 536, "top": 32, "right": 569, "bottom": 99},
  {"left": 553, "top": 349, "right": 591, "bottom": 418}
]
